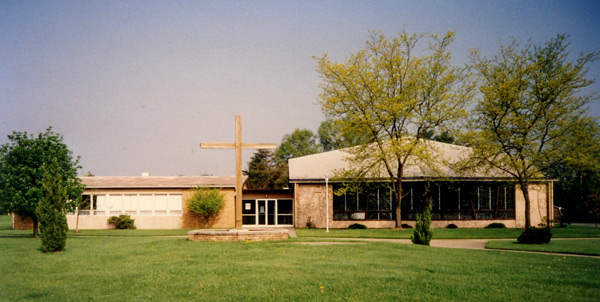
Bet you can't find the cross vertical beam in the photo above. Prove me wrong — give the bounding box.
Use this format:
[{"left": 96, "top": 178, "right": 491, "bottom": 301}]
[
  {"left": 235, "top": 115, "right": 243, "bottom": 229},
  {"left": 200, "top": 115, "right": 277, "bottom": 229}
]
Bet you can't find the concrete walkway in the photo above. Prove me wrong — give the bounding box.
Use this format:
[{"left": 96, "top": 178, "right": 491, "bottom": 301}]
[
  {"left": 305, "top": 237, "right": 488, "bottom": 249},
  {"left": 300, "top": 237, "right": 600, "bottom": 259}
]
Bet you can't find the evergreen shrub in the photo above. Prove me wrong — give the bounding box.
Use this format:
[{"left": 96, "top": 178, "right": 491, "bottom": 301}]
[
  {"left": 411, "top": 201, "right": 433, "bottom": 245},
  {"left": 36, "top": 157, "right": 69, "bottom": 252}
]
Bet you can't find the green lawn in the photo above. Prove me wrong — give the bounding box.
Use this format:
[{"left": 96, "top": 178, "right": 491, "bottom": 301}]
[
  {"left": 0, "top": 236, "right": 598, "bottom": 301},
  {"left": 486, "top": 239, "right": 600, "bottom": 256},
  {"left": 296, "top": 225, "right": 600, "bottom": 239},
  {"left": 1, "top": 215, "right": 600, "bottom": 300}
]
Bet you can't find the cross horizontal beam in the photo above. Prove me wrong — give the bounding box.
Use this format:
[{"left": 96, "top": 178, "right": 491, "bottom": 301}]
[{"left": 200, "top": 142, "right": 277, "bottom": 149}]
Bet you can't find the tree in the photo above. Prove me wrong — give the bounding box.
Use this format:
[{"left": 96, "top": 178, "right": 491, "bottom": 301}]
[
  {"left": 546, "top": 117, "right": 600, "bottom": 223},
  {"left": 318, "top": 119, "right": 371, "bottom": 151},
  {"left": 0, "top": 128, "right": 85, "bottom": 237},
  {"left": 243, "top": 149, "right": 287, "bottom": 189},
  {"left": 187, "top": 187, "right": 225, "bottom": 228},
  {"left": 274, "top": 128, "right": 322, "bottom": 162},
  {"left": 316, "top": 30, "right": 472, "bottom": 227},
  {"left": 36, "top": 157, "right": 69, "bottom": 252},
  {"left": 468, "top": 35, "right": 599, "bottom": 227}
]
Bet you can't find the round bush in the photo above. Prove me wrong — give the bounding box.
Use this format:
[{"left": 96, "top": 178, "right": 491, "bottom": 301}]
[
  {"left": 107, "top": 214, "right": 136, "bottom": 229},
  {"left": 446, "top": 224, "right": 458, "bottom": 229},
  {"left": 517, "top": 227, "right": 552, "bottom": 244},
  {"left": 348, "top": 223, "right": 367, "bottom": 229},
  {"left": 485, "top": 222, "right": 507, "bottom": 229}
]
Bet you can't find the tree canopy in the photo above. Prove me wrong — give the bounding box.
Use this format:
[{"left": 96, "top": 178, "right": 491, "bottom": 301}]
[
  {"left": 0, "top": 127, "right": 84, "bottom": 237},
  {"left": 467, "top": 34, "right": 599, "bottom": 227},
  {"left": 243, "top": 149, "right": 287, "bottom": 189},
  {"left": 274, "top": 128, "right": 322, "bottom": 162},
  {"left": 315, "top": 30, "right": 472, "bottom": 227},
  {"left": 318, "top": 119, "right": 371, "bottom": 151}
]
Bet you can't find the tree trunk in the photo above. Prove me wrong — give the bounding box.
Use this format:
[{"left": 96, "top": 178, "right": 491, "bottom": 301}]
[
  {"left": 75, "top": 207, "right": 80, "bottom": 233},
  {"left": 394, "top": 165, "right": 404, "bottom": 228},
  {"left": 520, "top": 181, "right": 532, "bottom": 228},
  {"left": 32, "top": 215, "right": 39, "bottom": 238}
]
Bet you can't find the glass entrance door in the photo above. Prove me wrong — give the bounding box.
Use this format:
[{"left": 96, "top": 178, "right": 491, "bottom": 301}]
[{"left": 242, "top": 199, "right": 293, "bottom": 226}]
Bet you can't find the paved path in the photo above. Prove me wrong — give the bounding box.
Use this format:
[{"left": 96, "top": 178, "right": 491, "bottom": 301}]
[
  {"left": 304, "top": 237, "right": 488, "bottom": 249},
  {"left": 300, "top": 237, "right": 600, "bottom": 259}
]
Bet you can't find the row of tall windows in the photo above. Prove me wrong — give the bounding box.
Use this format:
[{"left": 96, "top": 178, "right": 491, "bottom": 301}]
[
  {"left": 74, "top": 194, "right": 183, "bottom": 216},
  {"left": 332, "top": 182, "right": 515, "bottom": 221}
]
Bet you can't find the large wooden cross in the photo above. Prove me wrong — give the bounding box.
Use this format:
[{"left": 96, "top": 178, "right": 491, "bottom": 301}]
[{"left": 200, "top": 115, "right": 277, "bottom": 229}]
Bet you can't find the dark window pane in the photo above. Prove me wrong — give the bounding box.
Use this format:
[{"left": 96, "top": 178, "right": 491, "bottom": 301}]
[
  {"left": 333, "top": 192, "right": 346, "bottom": 211},
  {"left": 278, "top": 199, "right": 293, "bottom": 214},
  {"left": 368, "top": 212, "right": 379, "bottom": 220},
  {"left": 277, "top": 215, "right": 292, "bottom": 225},
  {"left": 379, "top": 212, "right": 393, "bottom": 220},
  {"left": 242, "top": 200, "right": 255, "bottom": 215},
  {"left": 334, "top": 212, "right": 349, "bottom": 220},
  {"left": 243, "top": 216, "right": 256, "bottom": 225},
  {"left": 367, "top": 190, "right": 379, "bottom": 211},
  {"left": 380, "top": 187, "right": 392, "bottom": 210}
]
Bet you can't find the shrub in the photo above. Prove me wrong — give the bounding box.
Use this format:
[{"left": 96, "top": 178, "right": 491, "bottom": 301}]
[
  {"left": 36, "top": 157, "right": 69, "bottom": 252},
  {"left": 348, "top": 223, "right": 367, "bottom": 229},
  {"left": 517, "top": 227, "right": 552, "bottom": 244},
  {"left": 446, "top": 224, "right": 458, "bottom": 229},
  {"left": 485, "top": 222, "right": 507, "bottom": 229},
  {"left": 401, "top": 223, "right": 413, "bottom": 229},
  {"left": 107, "top": 214, "right": 136, "bottom": 229},
  {"left": 411, "top": 201, "right": 433, "bottom": 246},
  {"left": 187, "top": 187, "right": 225, "bottom": 228},
  {"left": 305, "top": 216, "right": 316, "bottom": 229}
]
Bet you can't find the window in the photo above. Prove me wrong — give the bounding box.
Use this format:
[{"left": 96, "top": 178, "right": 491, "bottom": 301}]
[
  {"left": 81, "top": 193, "right": 183, "bottom": 216},
  {"left": 333, "top": 183, "right": 394, "bottom": 221},
  {"left": 401, "top": 182, "right": 515, "bottom": 221}
]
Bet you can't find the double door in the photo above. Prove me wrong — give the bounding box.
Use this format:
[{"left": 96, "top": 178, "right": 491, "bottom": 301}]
[{"left": 242, "top": 199, "right": 293, "bottom": 226}]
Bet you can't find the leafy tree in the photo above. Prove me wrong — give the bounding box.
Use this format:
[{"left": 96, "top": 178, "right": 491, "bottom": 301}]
[
  {"left": 275, "top": 128, "right": 322, "bottom": 162},
  {"left": 243, "top": 149, "right": 287, "bottom": 189},
  {"left": 36, "top": 157, "right": 69, "bottom": 252},
  {"left": 423, "top": 130, "right": 456, "bottom": 144},
  {"left": 318, "top": 119, "right": 371, "bottom": 151},
  {"left": 546, "top": 117, "right": 600, "bottom": 223},
  {"left": 467, "top": 35, "right": 599, "bottom": 227},
  {"left": 315, "top": 30, "right": 472, "bottom": 227},
  {"left": 0, "top": 128, "right": 85, "bottom": 237},
  {"left": 187, "top": 187, "right": 225, "bottom": 228}
]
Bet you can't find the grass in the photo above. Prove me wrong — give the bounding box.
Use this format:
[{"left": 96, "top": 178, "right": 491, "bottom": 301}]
[
  {"left": 486, "top": 239, "right": 600, "bottom": 256},
  {"left": 3, "top": 215, "right": 599, "bottom": 239},
  {"left": 1, "top": 215, "right": 599, "bottom": 300},
  {"left": 0, "top": 215, "right": 192, "bottom": 237},
  {"left": 1, "top": 236, "right": 599, "bottom": 301},
  {"left": 296, "top": 225, "right": 600, "bottom": 239}
]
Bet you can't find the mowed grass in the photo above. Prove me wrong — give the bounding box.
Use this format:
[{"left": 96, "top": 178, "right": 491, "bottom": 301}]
[
  {"left": 296, "top": 225, "right": 600, "bottom": 239},
  {"left": 1, "top": 236, "right": 599, "bottom": 302},
  {"left": 486, "top": 239, "right": 600, "bottom": 256}
]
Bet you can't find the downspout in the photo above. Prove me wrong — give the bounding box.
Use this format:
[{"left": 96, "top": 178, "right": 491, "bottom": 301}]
[
  {"left": 326, "top": 177, "right": 329, "bottom": 233},
  {"left": 547, "top": 181, "right": 553, "bottom": 227},
  {"left": 294, "top": 182, "right": 298, "bottom": 228}
]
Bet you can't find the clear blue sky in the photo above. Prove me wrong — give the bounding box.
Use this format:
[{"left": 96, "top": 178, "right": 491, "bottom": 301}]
[{"left": 1, "top": 0, "right": 599, "bottom": 176}]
